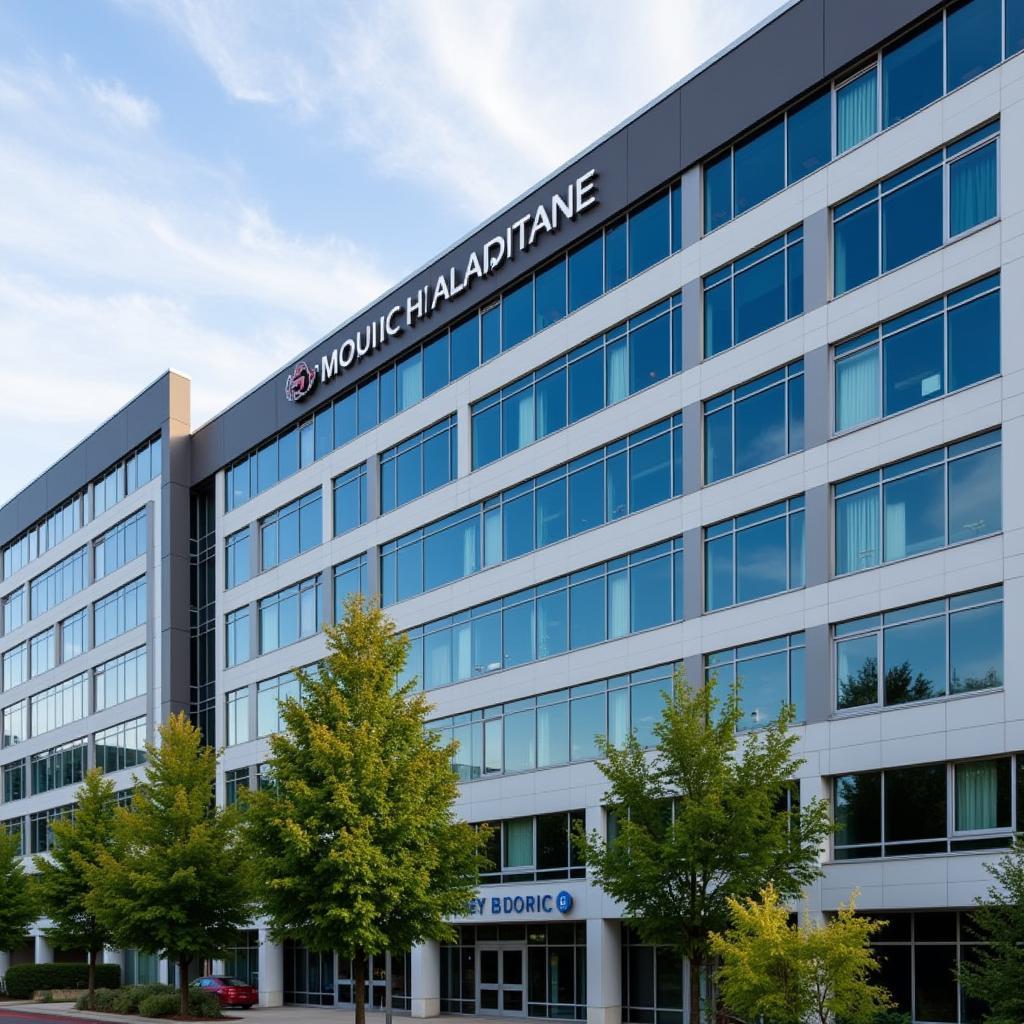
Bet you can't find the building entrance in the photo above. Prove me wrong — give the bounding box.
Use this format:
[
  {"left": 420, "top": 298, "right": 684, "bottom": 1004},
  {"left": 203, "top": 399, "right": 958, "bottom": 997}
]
[{"left": 477, "top": 945, "right": 526, "bottom": 1016}]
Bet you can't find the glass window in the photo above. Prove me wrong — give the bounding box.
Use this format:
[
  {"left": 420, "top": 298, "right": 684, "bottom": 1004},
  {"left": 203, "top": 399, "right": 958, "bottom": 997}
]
[
  {"left": 704, "top": 498, "right": 804, "bottom": 611},
  {"left": 1010, "top": 0, "right": 1024, "bottom": 55},
  {"left": 333, "top": 464, "right": 367, "bottom": 537},
  {"left": 535, "top": 258, "right": 567, "bottom": 332},
  {"left": 837, "top": 67, "right": 878, "bottom": 154},
  {"left": 568, "top": 235, "right": 603, "bottom": 312},
  {"left": 704, "top": 361, "right": 803, "bottom": 483},
  {"left": 226, "top": 607, "right": 250, "bottom": 668},
  {"left": 94, "top": 507, "right": 147, "bottom": 580},
  {"left": 94, "top": 716, "right": 147, "bottom": 774},
  {"left": 94, "top": 646, "right": 147, "bottom": 711},
  {"left": 734, "top": 118, "right": 784, "bottom": 215},
  {"left": 334, "top": 555, "right": 368, "bottom": 621},
  {"left": 259, "top": 576, "right": 321, "bottom": 656},
  {"left": 260, "top": 490, "right": 322, "bottom": 571},
  {"left": 30, "top": 547, "right": 88, "bottom": 619},
  {"left": 257, "top": 669, "right": 305, "bottom": 737},
  {"left": 502, "top": 279, "right": 534, "bottom": 350},
  {"left": 93, "top": 577, "right": 147, "bottom": 646},
  {"left": 629, "top": 192, "right": 670, "bottom": 276},
  {"left": 955, "top": 757, "right": 1011, "bottom": 831},
  {"left": 226, "top": 688, "right": 250, "bottom": 745},
  {"left": 949, "top": 133, "right": 998, "bottom": 235},
  {"left": 787, "top": 90, "right": 831, "bottom": 183},
  {"left": 947, "top": 0, "right": 1002, "bottom": 89},
  {"left": 449, "top": 314, "right": 480, "bottom": 381},
  {"left": 703, "top": 229, "right": 803, "bottom": 357},
  {"left": 30, "top": 672, "right": 87, "bottom": 736},
  {"left": 882, "top": 17, "right": 943, "bottom": 128},
  {"left": 380, "top": 414, "right": 457, "bottom": 513},
  {"left": 225, "top": 528, "right": 251, "bottom": 589},
  {"left": 834, "top": 430, "right": 1000, "bottom": 574}
]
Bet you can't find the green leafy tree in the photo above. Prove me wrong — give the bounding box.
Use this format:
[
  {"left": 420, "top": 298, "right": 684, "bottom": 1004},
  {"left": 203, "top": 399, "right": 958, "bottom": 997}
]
[
  {"left": 88, "top": 713, "right": 255, "bottom": 1015},
  {"left": 33, "top": 769, "right": 118, "bottom": 997},
  {"left": 0, "top": 827, "right": 36, "bottom": 955},
  {"left": 244, "top": 595, "right": 484, "bottom": 1024},
  {"left": 710, "top": 884, "right": 892, "bottom": 1024},
  {"left": 959, "top": 837, "right": 1024, "bottom": 1023},
  {"left": 576, "top": 673, "right": 831, "bottom": 1024}
]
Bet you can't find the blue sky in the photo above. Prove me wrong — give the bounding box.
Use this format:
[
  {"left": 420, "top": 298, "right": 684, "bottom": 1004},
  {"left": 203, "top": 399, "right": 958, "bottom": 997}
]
[{"left": 0, "top": 0, "right": 778, "bottom": 505}]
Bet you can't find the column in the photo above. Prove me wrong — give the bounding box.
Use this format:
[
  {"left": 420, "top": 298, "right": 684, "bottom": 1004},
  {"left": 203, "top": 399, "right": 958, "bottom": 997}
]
[
  {"left": 0, "top": 951, "right": 11, "bottom": 982},
  {"left": 586, "top": 919, "right": 621, "bottom": 1024},
  {"left": 258, "top": 931, "right": 284, "bottom": 1008},
  {"left": 410, "top": 940, "right": 440, "bottom": 1019},
  {"left": 34, "top": 935, "right": 53, "bottom": 964}
]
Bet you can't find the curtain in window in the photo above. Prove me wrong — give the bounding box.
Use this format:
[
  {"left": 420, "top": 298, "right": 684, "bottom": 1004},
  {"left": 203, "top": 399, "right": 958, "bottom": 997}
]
[
  {"left": 483, "top": 510, "right": 501, "bottom": 566},
  {"left": 956, "top": 760, "right": 999, "bottom": 830},
  {"left": 397, "top": 357, "right": 422, "bottom": 410},
  {"left": 835, "top": 490, "right": 879, "bottom": 573},
  {"left": 607, "top": 342, "right": 628, "bottom": 404},
  {"left": 607, "top": 570, "right": 629, "bottom": 639},
  {"left": 461, "top": 522, "right": 480, "bottom": 578},
  {"left": 607, "top": 689, "right": 629, "bottom": 749},
  {"left": 950, "top": 143, "right": 997, "bottom": 236},
  {"left": 835, "top": 347, "right": 879, "bottom": 430},
  {"left": 504, "top": 819, "right": 534, "bottom": 867},
  {"left": 453, "top": 623, "right": 472, "bottom": 682},
  {"left": 513, "top": 391, "right": 535, "bottom": 450},
  {"left": 837, "top": 71, "right": 877, "bottom": 153},
  {"left": 883, "top": 500, "right": 907, "bottom": 561}
]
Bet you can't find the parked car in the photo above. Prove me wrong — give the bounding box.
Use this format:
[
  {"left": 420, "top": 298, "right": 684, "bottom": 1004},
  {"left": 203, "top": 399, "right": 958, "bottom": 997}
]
[{"left": 192, "top": 976, "right": 259, "bottom": 1009}]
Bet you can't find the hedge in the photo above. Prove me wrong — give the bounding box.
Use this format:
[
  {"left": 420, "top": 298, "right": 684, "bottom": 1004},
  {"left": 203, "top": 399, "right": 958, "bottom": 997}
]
[{"left": 3, "top": 962, "right": 121, "bottom": 999}]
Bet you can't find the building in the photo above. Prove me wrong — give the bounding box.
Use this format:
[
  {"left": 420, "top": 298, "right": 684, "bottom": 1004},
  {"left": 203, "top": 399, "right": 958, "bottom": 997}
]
[{"left": 1, "top": 0, "right": 1022, "bottom": 1018}]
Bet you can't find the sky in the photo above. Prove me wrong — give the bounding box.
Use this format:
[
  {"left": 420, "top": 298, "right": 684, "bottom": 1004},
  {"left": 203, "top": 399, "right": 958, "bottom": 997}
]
[{"left": 0, "top": 0, "right": 780, "bottom": 507}]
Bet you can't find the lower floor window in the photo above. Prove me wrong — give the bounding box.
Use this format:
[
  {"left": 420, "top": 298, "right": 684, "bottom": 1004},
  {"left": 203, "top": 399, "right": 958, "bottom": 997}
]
[
  {"left": 223, "top": 930, "right": 259, "bottom": 989},
  {"left": 123, "top": 949, "right": 161, "bottom": 986},
  {"left": 283, "top": 940, "right": 334, "bottom": 1006},
  {"left": 622, "top": 926, "right": 686, "bottom": 1024},
  {"left": 337, "top": 952, "right": 411, "bottom": 1011}
]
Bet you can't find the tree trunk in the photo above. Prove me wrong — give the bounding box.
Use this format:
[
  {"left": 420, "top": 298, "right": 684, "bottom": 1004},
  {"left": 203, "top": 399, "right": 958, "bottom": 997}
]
[
  {"left": 88, "top": 947, "right": 97, "bottom": 998},
  {"left": 179, "top": 955, "right": 191, "bottom": 1017},
  {"left": 688, "top": 955, "right": 702, "bottom": 1024},
  {"left": 354, "top": 949, "right": 366, "bottom": 1024}
]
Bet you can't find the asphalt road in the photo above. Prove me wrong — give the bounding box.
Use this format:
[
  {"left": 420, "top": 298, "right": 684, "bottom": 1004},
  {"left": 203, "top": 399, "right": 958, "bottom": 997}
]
[{"left": 0, "top": 1012, "right": 98, "bottom": 1024}]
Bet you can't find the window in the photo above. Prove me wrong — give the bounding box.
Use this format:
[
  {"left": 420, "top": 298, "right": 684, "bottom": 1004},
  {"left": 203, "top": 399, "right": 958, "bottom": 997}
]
[
  {"left": 94, "top": 577, "right": 147, "bottom": 646},
  {"left": 380, "top": 415, "right": 457, "bottom": 514},
  {"left": 94, "top": 435, "right": 162, "bottom": 518},
  {"left": 431, "top": 663, "right": 677, "bottom": 780},
  {"left": 259, "top": 576, "right": 322, "bottom": 655},
  {"left": 948, "top": 0, "right": 1003, "bottom": 89},
  {"left": 260, "top": 489, "right": 323, "bottom": 570},
  {"left": 472, "top": 293, "right": 682, "bottom": 469},
  {"left": 334, "top": 556, "right": 368, "bottom": 621},
  {"left": 2, "top": 642, "right": 28, "bottom": 690},
  {"left": 479, "top": 811, "right": 586, "bottom": 883},
  {"left": 2, "top": 491, "right": 86, "bottom": 579},
  {"left": 834, "top": 756, "right": 1021, "bottom": 860},
  {"left": 225, "top": 607, "right": 251, "bottom": 668},
  {"left": 30, "top": 738, "right": 86, "bottom": 794},
  {"left": 882, "top": 16, "right": 943, "bottom": 127},
  {"left": 704, "top": 497, "right": 805, "bottom": 611},
  {"left": 834, "top": 274, "right": 999, "bottom": 432},
  {"left": 836, "top": 67, "right": 877, "bottom": 154},
  {"left": 704, "top": 361, "right": 803, "bottom": 482},
  {"left": 30, "top": 627, "right": 55, "bottom": 677},
  {"left": 31, "top": 672, "right": 88, "bottom": 736},
  {"left": 2, "top": 817, "right": 24, "bottom": 856},
  {"left": 1011, "top": 0, "right": 1024, "bottom": 55},
  {"left": 2, "top": 699, "right": 26, "bottom": 747},
  {"left": 94, "top": 717, "right": 147, "bottom": 773},
  {"left": 257, "top": 668, "right": 307, "bottom": 737},
  {"left": 30, "top": 547, "right": 87, "bottom": 618},
  {"left": 703, "top": 229, "right": 803, "bottom": 356},
  {"left": 61, "top": 609, "right": 87, "bottom": 662},
  {"left": 383, "top": 414, "right": 682, "bottom": 606},
  {"left": 833, "top": 122, "right": 998, "bottom": 295},
  {"left": 834, "top": 429, "right": 1001, "bottom": 575},
  {"left": 225, "top": 528, "right": 251, "bottom": 589},
  {"left": 2, "top": 587, "right": 25, "bottom": 633},
  {"left": 226, "top": 688, "right": 250, "bottom": 746},
  {"left": 835, "top": 586, "right": 1002, "bottom": 711},
  {"left": 94, "top": 507, "right": 147, "bottom": 579},
  {"left": 333, "top": 464, "right": 367, "bottom": 536},
  {"left": 94, "top": 646, "right": 147, "bottom": 711},
  {"left": 29, "top": 804, "right": 74, "bottom": 854},
  {"left": 3, "top": 761, "right": 25, "bottom": 803},
  {"left": 403, "top": 539, "right": 684, "bottom": 692},
  {"left": 225, "top": 768, "right": 251, "bottom": 807},
  {"left": 705, "top": 633, "right": 805, "bottom": 730}
]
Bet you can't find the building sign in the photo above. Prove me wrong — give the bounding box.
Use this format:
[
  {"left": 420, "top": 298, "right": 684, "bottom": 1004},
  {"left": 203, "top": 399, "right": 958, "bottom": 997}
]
[
  {"left": 285, "top": 169, "right": 600, "bottom": 402},
  {"left": 466, "top": 890, "right": 574, "bottom": 917}
]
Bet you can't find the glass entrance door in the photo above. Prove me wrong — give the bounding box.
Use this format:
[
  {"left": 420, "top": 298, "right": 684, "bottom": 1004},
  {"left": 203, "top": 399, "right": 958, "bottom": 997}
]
[{"left": 477, "top": 945, "right": 527, "bottom": 1016}]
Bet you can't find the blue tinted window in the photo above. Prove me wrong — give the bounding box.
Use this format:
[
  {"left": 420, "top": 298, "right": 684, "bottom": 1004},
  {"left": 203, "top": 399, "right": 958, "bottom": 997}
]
[
  {"left": 472, "top": 399, "right": 500, "bottom": 470},
  {"left": 837, "top": 68, "right": 877, "bottom": 154},
  {"left": 704, "top": 151, "right": 732, "bottom": 231},
  {"left": 703, "top": 278, "right": 732, "bottom": 357},
  {"left": 535, "top": 258, "right": 567, "bottom": 331},
  {"left": 422, "top": 335, "right": 449, "bottom": 396},
  {"left": 629, "top": 192, "right": 670, "bottom": 276},
  {"left": 450, "top": 315, "right": 479, "bottom": 380},
  {"left": 1010, "top": 0, "right": 1024, "bottom": 55},
  {"left": 397, "top": 350, "right": 422, "bottom": 410},
  {"left": 380, "top": 414, "right": 457, "bottom": 514},
  {"left": 947, "top": 0, "right": 1001, "bottom": 89},
  {"left": 568, "top": 346, "right": 603, "bottom": 423},
  {"left": 629, "top": 313, "right": 670, "bottom": 392},
  {"left": 948, "top": 281, "right": 999, "bottom": 391},
  {"left": 882, "top": 18, "right": 943, "bottom": 127},
  {"left": 481, "top": 304, "right": 501, "bottom": 361},
  {"left": 357, "top": 378, "right": 378, "bottom": 434},
  {"left": 834, "top": 198, "right": 879, "bottom": 295},
  {"left": 568, "top": 236, "right": 603, "bottom": 312},
  {"left": 333, "top": 464, "right": 367, "bottom": 537},
  {"left": 333, "top": 392, "right": 356, "bottom": 448},
  {"left": 881, "top": 164, "right": 942, "bottom": 272},
  {"left": 502, "top": 279, "right": 534, "bottom": 350},
  {"left": 949, "top": 140, "right": 997, "bottom": 235},
  {"left": 734, "top": 379, "right": 788, "bottom": 474},
  {"left": 734, "top": 118, "right": 784, "bottom": 214},
  {"left": 883, "top": 314, "right": 944, "bottom": 415},
  {"left": 570, "top": 576, "right": 605, "bottom": 649},
  {"left": 735, "top": 249, "right": 785, "bottom": 344},
  {"left": 378, "top": 365, "right": 396, "bottom": 421},
  {"left": 605, "top": 218, "right": 627, "bottom": 289},
  {"left": 787, "top": 91, "right": 831, "bottom": 183},
  {"left": 631, "top": 555, "right": 672, "bottom": 632},
  {"left": 535, "top": 367, "right": 566, "bottom": 437}
]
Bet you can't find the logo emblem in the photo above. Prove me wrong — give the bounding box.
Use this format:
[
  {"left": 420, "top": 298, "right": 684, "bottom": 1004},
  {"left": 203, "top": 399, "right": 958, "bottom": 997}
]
[
  {"left": 556, "top": 890, "right": 573, "bottom": 914},
  {"left": 285, "top": 360, "right": 318, "bottom": 403}
]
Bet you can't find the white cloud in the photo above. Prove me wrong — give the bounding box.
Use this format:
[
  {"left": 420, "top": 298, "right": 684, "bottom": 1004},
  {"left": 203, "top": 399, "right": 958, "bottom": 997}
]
[{"left": 86, "top": 78, "right": 159, "bottom": 128}]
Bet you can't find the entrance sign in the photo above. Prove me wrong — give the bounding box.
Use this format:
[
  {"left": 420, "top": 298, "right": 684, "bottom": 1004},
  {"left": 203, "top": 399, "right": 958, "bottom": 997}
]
[{"left": 466, "top": 890, "right": 574, "bottom": 916}]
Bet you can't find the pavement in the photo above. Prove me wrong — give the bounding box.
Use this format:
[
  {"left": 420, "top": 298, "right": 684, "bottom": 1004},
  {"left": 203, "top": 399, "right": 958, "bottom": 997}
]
[{"left": 0, "top": 1003, "right": 505, "bottom": 1024}]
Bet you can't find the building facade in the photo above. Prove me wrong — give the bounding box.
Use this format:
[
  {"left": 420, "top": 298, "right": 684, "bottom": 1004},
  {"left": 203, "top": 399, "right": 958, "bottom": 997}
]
[{"left": 2, "top": 0, "right": 1023, "bottom": 1019}]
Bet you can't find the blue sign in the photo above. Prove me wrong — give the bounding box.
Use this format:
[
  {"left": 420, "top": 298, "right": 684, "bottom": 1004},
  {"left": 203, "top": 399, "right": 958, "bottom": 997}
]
[
  {"left": 556, "top": 890, "right": 573, "bottom": 913},
  {"left": 465, "top": 890, "right": 575, "bottom": 916}
]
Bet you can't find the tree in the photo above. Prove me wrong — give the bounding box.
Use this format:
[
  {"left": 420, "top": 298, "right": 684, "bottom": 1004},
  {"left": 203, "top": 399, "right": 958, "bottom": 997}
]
[
  {"left": 576, "top": 673, "right": 831, "bottom": 1024},
  {"left": 710, "top": 884, "right": 893, "bottom": 1024},
  {"left": 88, "top": 713, "right": 255, "bottom": 1016},
  {"left": 244, "top": 595, "right": 484, "bottom": 1024},
  {"left": 0, "top": 828, "right": 35, "bottom": 955},
  {"left": 33, "top": 769, "right": 118, "bottom": 997},
  {"left": 959, "top": 837, "right": 1024, "bottom": 1023}
]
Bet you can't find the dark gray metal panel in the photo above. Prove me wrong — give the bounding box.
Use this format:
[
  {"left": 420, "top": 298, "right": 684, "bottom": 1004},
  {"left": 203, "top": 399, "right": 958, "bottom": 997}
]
[
  {"left": 803, "top": 345, "right": 830, "bottom": 452},
  {"left": 680, "top": 167, "right": 701, "bottom": 250},
  {"left": 627, "top": 92, "right": 681, "bottom": 201},
  {"left": 804, "top": 483, "right": 829, "bottom": 587},
  {"left": 802, "top": 623, "right": 831, "bottom": 724},
  {"left": 682, "top": 654, "right": 702, "bottom": 688},
  {"left": 682, "top": 526, "right": 703, "bottom": 621},
  {"left": 803, "top": 208, "right": 829, "bottom": 314},
  {"left": 682, "top": 402, "right": 703, "bottom": 496},
  {"left": 823, "top": 0, "right": 943, "bottom": 76},
  {"left": 679, "top": 0, "right": 825, "bottom": 167},
  {"left": 681, "top": 278, "right": 702, "bottom": 371}
]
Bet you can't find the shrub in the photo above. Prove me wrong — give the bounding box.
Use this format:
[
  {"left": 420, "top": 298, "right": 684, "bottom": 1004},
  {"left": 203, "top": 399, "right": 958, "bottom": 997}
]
[
  {"left": 112, "top": 983, "right": 177, "bottom": 1013},
  {"left": 76, "top": 987, "right": 121, "bottom": 1011},
  {"left": 186, "top": 989, "right": 224, "bottom": 1018},
  {"left": 37, "top": 992, "right": 53, "bottom": 1003},
  {"left": 138, "top": 992, "right": 181, "bottom": 1018},
  {"left": 4, "top": 963, "right": 121, "bottom": 999}
]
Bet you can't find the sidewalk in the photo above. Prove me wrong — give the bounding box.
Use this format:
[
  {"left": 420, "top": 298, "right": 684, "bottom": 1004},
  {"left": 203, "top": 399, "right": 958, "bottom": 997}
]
[{"left": 7, "top": 1003, "right": 504, "bottom": 1024}]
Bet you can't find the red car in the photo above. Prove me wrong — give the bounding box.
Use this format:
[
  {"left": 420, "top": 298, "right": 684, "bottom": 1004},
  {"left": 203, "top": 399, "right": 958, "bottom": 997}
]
[{"left": 192, "top": 976, "right": 259, "bottom": 1009}]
